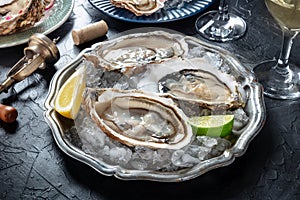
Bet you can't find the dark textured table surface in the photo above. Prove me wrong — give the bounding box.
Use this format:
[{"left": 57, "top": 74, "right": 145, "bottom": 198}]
[{"left": 1, "top": 0, "right": 300, "bottom": 199}]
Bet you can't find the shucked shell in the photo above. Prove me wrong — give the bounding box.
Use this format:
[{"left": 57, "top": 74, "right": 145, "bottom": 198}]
[
  {"left": 110, "top": 0, "right": 166, "bottom": 16},
  {"left": 137, "top": 57, "right": 246, "bottom": 110},
  {"left": 83, "top": 88, "right": 194, "bottom": 150},
  {"left": 84, "top": 31, "right": 188, "bottom": 75}
]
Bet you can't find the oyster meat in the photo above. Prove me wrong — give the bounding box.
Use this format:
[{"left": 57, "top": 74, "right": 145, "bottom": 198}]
[
  {"left": 136, "top": 57, "right": 246, "bottom": 110},
  {"left": 84, "top": 31, "right": 188, "bottom": 75},
  {"left": 83, "top": 88, "right": 194, "bottom": 150},
  {"left": 110, "top": 0, "right": 166, "bottom": 16}
]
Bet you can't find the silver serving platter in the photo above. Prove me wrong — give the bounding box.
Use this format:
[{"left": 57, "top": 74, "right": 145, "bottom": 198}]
[{"left": 44, "top": 30, "right": 266, "bottom": 182}]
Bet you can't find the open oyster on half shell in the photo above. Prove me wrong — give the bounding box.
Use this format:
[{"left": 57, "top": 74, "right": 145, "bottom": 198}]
[
  {"left": 110, "top": 0, "right": 166, "bottom": 16},
  {"left": 84, "top": 31, "right": 188, "bottom": 76},
  {"left": 83, "top": 88, "right": 194, "bottom": 150},
  {"left": 135, "top": 57, "right": 246, "bottom": 110}
]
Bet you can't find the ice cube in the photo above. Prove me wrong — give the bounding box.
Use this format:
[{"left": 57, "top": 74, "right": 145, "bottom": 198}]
[
  {"left": 197, "top": 136, "right": 218, "bottom": 148},
  {"left": 130, "top": 159, "right": 148, "bottom": 170},
  {"left": 108, "top": 146, "right": 132, "bottom": 164},
  {"left": 171, "top": 150, "right": 200, "bottom": 167},
  {"left": 197, "top": 146, "right": 211, "bottom": 160}
]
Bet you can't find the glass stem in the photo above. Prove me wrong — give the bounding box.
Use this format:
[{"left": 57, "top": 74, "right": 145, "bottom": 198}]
[
  {"left": 217, "top": 0, "right": 229, "bottom": 21},
  {"left": 275, "top": 29, "right": 299, "bottom": 76}
]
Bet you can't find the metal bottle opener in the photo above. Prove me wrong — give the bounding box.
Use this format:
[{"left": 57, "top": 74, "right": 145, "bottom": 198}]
[{"left": 0, "top": 33, "right": 60, "bottom": 94}]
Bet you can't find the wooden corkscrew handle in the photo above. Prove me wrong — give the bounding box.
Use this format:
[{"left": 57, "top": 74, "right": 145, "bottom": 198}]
[{"left": 0, "top": 104, "right": 18, "bottom": 123}]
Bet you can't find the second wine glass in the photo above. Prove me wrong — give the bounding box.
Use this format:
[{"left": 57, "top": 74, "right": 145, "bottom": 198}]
[
  {"left": 253, "top": 0, "right": 300, "bottom": 99},
  {"left": 195, "top": 0, "right": 246, "bottom": 42}
]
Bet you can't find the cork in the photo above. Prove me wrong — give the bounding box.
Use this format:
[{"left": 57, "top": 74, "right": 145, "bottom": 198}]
[
  {"left": 0, "top": 103, "right": 18, "bottom": 123},
  {"left": 72, "top": 20, "right": 108, "bottom": 45}
]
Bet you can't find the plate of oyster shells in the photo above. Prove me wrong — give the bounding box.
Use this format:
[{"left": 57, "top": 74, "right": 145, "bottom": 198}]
[
  {"left": 88, "top": 0, "right": 215, "bottom": 23},
  {"left": 0, "top": 0, "right": 74, "bottom": 48},
  {"left": 44, "top": 29, "right": 266, "bottom": 182}
]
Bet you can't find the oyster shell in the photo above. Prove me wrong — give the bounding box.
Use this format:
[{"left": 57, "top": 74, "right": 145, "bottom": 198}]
[
  {"left": 84, "top": 31, "right": 188, "bottom": 75},
  {"left": 110, "top": 0, "right": 166, "bottom": 16},
  {"left": 158, "top": 69, "right": 244, "bottom": 109},
  {"left": 83, "top": 88, "right": 194, "bottom": 150},
  {"left": 136, "top": 57, "right": 246, "bottom": 110},
  {"left": 0, "top": 0, "right": 45, "bottom": 35}
]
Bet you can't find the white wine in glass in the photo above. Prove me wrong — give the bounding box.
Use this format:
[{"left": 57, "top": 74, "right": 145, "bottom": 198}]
[
  {"left": 266, "top": 0, "right": 300, "bottom": 30},
  {"left": 253, "top": 0, "right": 300, "bottom": 99}
]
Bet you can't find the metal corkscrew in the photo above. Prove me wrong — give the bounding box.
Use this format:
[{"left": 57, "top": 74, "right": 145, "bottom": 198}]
[{"left": 0, "top": 33, "right": 60, "bottom": 94}]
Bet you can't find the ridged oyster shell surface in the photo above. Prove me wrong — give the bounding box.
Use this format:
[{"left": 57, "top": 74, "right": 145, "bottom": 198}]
[{"left": 0, "top": 0, "right": 45, "bottom": 35}]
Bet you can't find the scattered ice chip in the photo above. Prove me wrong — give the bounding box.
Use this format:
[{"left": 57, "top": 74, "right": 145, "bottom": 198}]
[
  {"left": 171, "top": 150, "right": 200, "bottom": 167},
  {"left": 197, "top": 136, "right": 218, "bottom": 148},
  {"left": 107, "top": 146, "right": 132, "bottom": 164},
  {"left": 130, "top": 158, "right": 148, "bottom": 170},
  {"left": 230, "top": 107, "right": 250, "bottom": 132}
]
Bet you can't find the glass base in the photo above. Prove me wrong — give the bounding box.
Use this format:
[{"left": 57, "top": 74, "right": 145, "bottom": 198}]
[
  {"left": 195, "top": 11, "right": 246, "bottom": 42},
  {"left": 253, "top": 60, "right": 300, "bottom": 100}
]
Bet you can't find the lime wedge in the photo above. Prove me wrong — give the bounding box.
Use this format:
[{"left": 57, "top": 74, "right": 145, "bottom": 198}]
[{"left": 188, "top": 115, "right": 234, "bottom": 138}]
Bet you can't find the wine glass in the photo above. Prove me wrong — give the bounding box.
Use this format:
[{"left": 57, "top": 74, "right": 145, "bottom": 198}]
[
  {"left": 195, "top": 0, "right": 247, "bottom": 42},
  {"left": 253, "top": 0, "right": 300, "bottom": 99}
]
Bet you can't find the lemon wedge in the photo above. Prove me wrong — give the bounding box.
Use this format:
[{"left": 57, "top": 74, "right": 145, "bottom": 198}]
[
  {"left": 54, "top": 66, "right": 86, "bottom": 119},
  {"left": 188, "top": 115, "right": 234, "bottom": 138}
]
